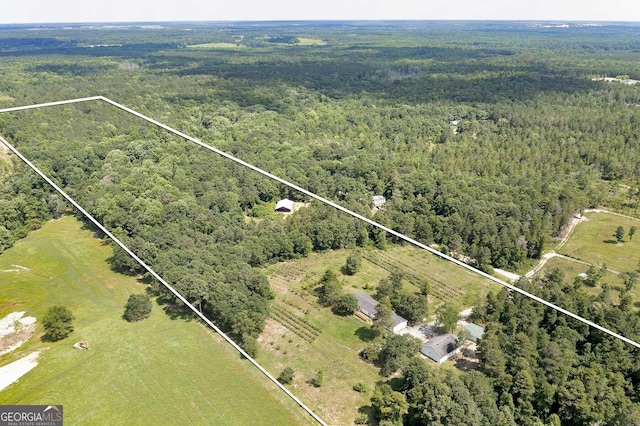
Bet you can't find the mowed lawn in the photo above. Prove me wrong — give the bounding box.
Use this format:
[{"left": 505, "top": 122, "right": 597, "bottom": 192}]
[
  {"left": 559, "top": 212, "right": 640, "bottom": 273},
  {"left": 0, "top": 217, "right": 309, "bottom": 425}
]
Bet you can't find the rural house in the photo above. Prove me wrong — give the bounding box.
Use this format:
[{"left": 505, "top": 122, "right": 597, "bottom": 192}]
[
  {"left": 353, "top": 291, "right": 408, "bottom": 333},
  {"left": 420, "top": 333, "right": 460, "bottom": 363}
]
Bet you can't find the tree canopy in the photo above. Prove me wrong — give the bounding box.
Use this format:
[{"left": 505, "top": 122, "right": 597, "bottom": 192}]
[{"left": 42, "top": 306, "right": 75, "bottom": 341}]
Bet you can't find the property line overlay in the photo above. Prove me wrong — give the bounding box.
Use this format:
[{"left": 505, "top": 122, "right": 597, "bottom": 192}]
[
  {"left": 1, "top": 94, "right": 639, "bottom": 370},
  {"left": 0, "top": 134, "right": 327, "bottom": 425}
]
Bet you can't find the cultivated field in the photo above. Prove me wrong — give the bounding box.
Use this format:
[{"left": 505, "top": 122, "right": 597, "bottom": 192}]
[{"left": 0, "top": 217, "right": 309, "bottom": 425}]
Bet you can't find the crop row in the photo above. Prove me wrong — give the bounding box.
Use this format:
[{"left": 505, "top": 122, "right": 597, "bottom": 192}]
[
  {"left": 362, "top": 251, "right": 464, "bottom": 302},
  {"left": 270, "top": 303, "right": 321, "bottom": 343}
]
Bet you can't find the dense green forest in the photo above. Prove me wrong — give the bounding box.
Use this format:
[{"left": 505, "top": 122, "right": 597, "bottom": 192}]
[{"left": 1, "top": 21, "right": 640, "bottom": 424}]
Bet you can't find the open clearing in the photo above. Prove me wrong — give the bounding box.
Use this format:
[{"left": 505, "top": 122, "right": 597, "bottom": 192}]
[
  {"left": 297, "top": 38, "right": 327, "bottom": 46},
  {"left": 188, "top": 42, "right": 244, "bottom": 49},
  {"left": 531, "top": 256, "right": 627, "bottom": 301},
  {"left": 558, "top": 211, "right": 640, "bottom": 273},
  {"left": 0, "top": 217, "right": 309, "bottom": 425}
]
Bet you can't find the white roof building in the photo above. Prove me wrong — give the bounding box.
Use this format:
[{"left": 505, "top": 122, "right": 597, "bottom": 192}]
[
  {"left": 275, "top": 198, "right": 294, "bottom": 213},
  {"left": 372, "top": 195, "right": 387, "bottom": 208}
]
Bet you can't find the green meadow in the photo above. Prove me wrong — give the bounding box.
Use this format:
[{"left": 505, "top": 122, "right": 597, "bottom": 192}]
[
  {"left": 558, "top": 211, "right": 640, "bottom": 273},
  {"left": 0, "top": 217, "right": 309, "bottom": 425},
  {"left": 532, "top": 256, "right": 626, "bottom": 302}
]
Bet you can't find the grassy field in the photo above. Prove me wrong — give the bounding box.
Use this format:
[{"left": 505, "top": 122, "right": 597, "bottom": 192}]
[
  {"left": 263, "top": 252, "right": 381, "bottom": 425},
  {"left": 531, "top": 256, "right": 627, "bottom": 302},
  {"left": 187, "top": 42, "right": 244, "bottom": 49},
  {"left": 0, "top": 217, "right": 310, "bottom": 425},
  {"left": 558, "top": 211, "right": 640, "bottom": 273},
  {"left": 296, "top": 38, "right": 327, "bottom": 46}
]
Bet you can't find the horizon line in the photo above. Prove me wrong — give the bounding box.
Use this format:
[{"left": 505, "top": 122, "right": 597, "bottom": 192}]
[{"left": 1, "top": 18, "right": 640, "bottom": 26}]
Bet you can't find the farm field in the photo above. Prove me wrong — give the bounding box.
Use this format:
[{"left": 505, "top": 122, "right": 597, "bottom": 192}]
[
  {"left": 260, "top": 244, "right": 500, "bottom": 423},
  {"left": 379, "top": 246, "right": 499, "bottom": 309},
  {"left": 559, "top": 211, "right": 640, "bottom": 274},
  {"left": 0, "top": 217, "right": 309, "bottom": 425},
  {"left": 268, "top": 245, "right": 499, "bottom": 312}
]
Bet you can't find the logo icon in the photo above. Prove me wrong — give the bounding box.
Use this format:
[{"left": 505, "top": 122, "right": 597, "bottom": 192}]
[{"left": 0, "top": 405, "right": 63, "bottom": 426}]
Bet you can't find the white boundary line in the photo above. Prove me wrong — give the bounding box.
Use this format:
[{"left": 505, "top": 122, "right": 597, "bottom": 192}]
[{"left": 1, "top": 96, "right": 639, "bottom": 361}]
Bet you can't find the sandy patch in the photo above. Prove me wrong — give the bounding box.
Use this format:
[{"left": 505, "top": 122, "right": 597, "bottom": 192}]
[
  {"left": 0, "top": 264, "right": 30, "bottom": 273},
  {"left": 0, "top": 311, "right": 37, "bottom": 356},
  {"left": 494, "top": 268, "right": 521, "bottom": 282},
  {"left": 0, "top": 351, "right": 40, "bottom": 391}
]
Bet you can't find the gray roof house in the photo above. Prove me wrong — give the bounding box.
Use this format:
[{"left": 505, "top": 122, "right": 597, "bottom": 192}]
[
  {"left": 353, "top": 291, "right": 407, "bottom": 333},
  {"left": 275, "top": 198, "right": 294, "bottom": 213},
  {"left": 420, "top": 333, "right": 460, "bottom": 363}
]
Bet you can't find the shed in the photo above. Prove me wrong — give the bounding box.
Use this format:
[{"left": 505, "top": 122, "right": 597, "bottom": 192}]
[
  {"left": 372, "top": 195, "right": 386, "bottom": 208},
  {"left": 578, "top": 272, "right": 588, "bottom": 280},
  {"left": 353, "top": 291, "right": 407, "bottom": 333},
  {"left": 420, "top": 333, "right": 460, "bottom": 363},
  {"left": 464, "top": 323, "right": 485, "bottom": 342},
  {"left": 450, "top": 120, "right": 460, "bottom": 125},
  {"left": 275, "top": 198, "right": 294, "bottom": 213}
]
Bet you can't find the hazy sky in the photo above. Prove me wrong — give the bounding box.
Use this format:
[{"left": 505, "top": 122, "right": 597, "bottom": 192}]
[{"left": 1, "top": 0, "right": 639, "bottom": 24}]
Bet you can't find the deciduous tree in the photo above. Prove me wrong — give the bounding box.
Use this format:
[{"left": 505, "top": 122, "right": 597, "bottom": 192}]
[
  {"left": 43, "top": 306, "right": 75, "bottom": 341},
  {"left": 124, "top": 293, "right": 152, "bottom": 322}
]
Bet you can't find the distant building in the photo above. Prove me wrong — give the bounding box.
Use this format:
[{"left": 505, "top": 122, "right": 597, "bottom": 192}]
[
  {"left": 420, "top": 333, "right": 460, "bottom": 363},
  {"left": 275, "top": 198, "right": 294, "bottom": 213},
  {"left": 450, "top": 120, "right": 460, "bottom": 125},
  {"left": 464, "top": 323, "right": 485, "bottom": 343},
  {"left": 352, "top": 291, "right": 407, "bottom": 333},
  {"left": 372, "top": 195, "right": 386, "bottom": 208}
]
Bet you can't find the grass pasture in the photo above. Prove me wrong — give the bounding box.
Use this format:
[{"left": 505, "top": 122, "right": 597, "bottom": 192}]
[
  {"left": 0, "top": 217, "right": 308, "bottom": 425},
  {"left": 558, "top": 211, "right": 640, "bottom": 273}
]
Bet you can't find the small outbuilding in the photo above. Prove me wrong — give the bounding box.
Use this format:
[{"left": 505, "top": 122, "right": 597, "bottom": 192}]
[
  {"left": 450, "top": 120, "right": 460, "bottom": 126},
  {"left": 420, "top": 333, "right": 460, "bottom": 363},
  {"left": 464, "top": 323, "right": 485, "bottom": 343},
  {"left": 275, "top": 198, "right": 294, "bottom": 213},
  {"left": 372, "top": 195, "right": 386, "bottom": 208},
  {"left": 353, "top": 291, "right": 407, "bottom": 333}
]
